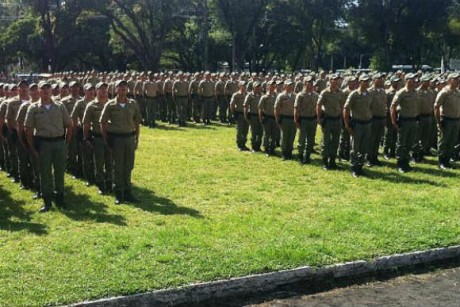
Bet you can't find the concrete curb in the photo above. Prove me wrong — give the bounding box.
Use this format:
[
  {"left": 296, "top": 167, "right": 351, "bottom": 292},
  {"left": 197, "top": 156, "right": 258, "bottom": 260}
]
[{"left": 71, "top": 245, "right": 460, "bottom": 307}]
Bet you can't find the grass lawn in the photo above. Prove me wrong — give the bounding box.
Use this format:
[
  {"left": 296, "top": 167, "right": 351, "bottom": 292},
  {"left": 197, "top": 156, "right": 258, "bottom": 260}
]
[{"left": 1, "top": 122, "right": 459, "bottom": 306}]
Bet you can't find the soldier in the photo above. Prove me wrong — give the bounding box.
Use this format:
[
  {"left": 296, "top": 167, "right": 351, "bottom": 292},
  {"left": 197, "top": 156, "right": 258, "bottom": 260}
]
[
  {"left": 25, "top": 81, "right": 73, "bottom": 212},
  {"left": 163, "top": 72, "right": 176, "bottom": 124},
  {"left": 71, "top": 82, "right": 95, "bottom": 185},
  {"left": 316, "top": 74, "right": 345, "bottom": 170},
  {"left": 258, "top": 80, "right": 279, "bottom": 156},
  {"left": 83, "top": 82, "right": 112, "bottom": 194},
  {"left": 0, "top": 83, "right": 6, "bottom": 172},
  {"left": 343, "top": 74, "right": 373, "bottom": 177},
  {"left": 275, "top": 79, "right": 296, "bottom": 160},
  {"left": 215, "top": 73, "right": 228, "bottom": 123},
  {"left": 157, "top": 73, "right": 167, "bottom": 122},
  {"left": 100, "top": 80, "right": 141, "bottom": 204},
  {"left": 199, "top": 72, "right": 215, "bottom": 125},
  {"left": 1, "top": 84, "right": 20, "bottom": 182},
  {"left": 17, "top": 83, "right": 40, "bottom": 197},
  {"left": 189, "top": 72, "right": 201, "bottom": 123},
  {"left": 390, "top": 73, "right": 419, "bottom": 173},
  {"left": 61, "top": 82, "right": 81, "bottom": 177},
  {"left": 339, "top": 76, "right": 358, "bottom": 162},
  {"left": 416, "top": 74, "right": 436, "bottom": 160},
  {"left": 225, "top": 73, "right": 239, "bottom": 124},
  {"left": 383, "top": 76, "right": 401, "bottom": 160},
  {"left": 172, "top": 72, "right": 189, "bottom": 127},
  {"left": 434, "top": 73, "right": 460, "bottom": 170},
  {"left": 244, "top": 81, "right": 263, "bottom": 152},
  {"left": 143, "top": 72, "right": 158, "bottom": 128},
  {"left": 134, "top": 73, "right": 147, "bottom": 124},
  {"left": 230, "top": 81, "right": 249, "bottom": 151},
  {"left": 368, "top": 73, "right": 387, "bottom": 166},
  {"left": 294, "top": 76, "right": 318, "bottom": 164}
]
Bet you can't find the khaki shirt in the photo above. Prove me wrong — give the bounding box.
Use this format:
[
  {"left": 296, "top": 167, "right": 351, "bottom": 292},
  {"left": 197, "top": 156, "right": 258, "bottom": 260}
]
[
  {"left": 144, "top": 81, "right": 158, "bottom": 98},
  {"left": 16, "top": 101, "right": 31, "bottom": 123},
  {"left": 199, "top": 80, "right": 215, "bottom": 97},
  {"left": 275, "top": 92, "right": 295, "bottom": 116},
  {"left": 434, "top": 87, "right": 460, "bottom": 118},
  {"left": 391, "top": 88, "right": 419, "bottom": 118},
  {"left": 172, "top": 80, "right": 189, "bottom": 97},
  {"left": 5, "top": 98, "right": 26, "bottom": 127},
  {"left": 317, "top": 87, "right": 345, "bottom": 117},
  {"left": 215, "top": 80, "right": 225, "bottom": 96},
  {"left": 163, "top": 79, "right": 173, "bottom": 95},
  {"left": 259, "top": 93, "right": 276, "bottom": 116},
  {"left": 82, "top": 99, "right": 106, "bottom": 134},
  {"left": 127, "top": 79, "right": 136, "bottom": 95},
  {"left": 243, "top": 92, "right": 262, "bottom": 114},
  {"left": 133, "top": 80, "right": 144, "bottom": 96},
  {"left": 230, "top": 92, "right": 246, "bottom": 112},
  {"left": 294, "top": 91, "right": 318, "bottom": 118},
  {"left": 61, "top": 96, "right": 78, "bottom": 116},
  {"left": 417, "top": 88, "right": 435, "bottom": 115},
  {"left": 100, "top": 97, "right": 141, "bottom": 134},
  {"left": 344, "top": 89, "right": 373, "bottom": 121},
  {"left": 24, "top": 100, "right": 71, "bottom": 137},
  {"left": 0, "top": 99, "right": 7, "bottom": 118},
  {"left": 189, "top": 79, "right": 199, "bottom": 95},
  {"left": 157, "top": 80, "right": 165, "bottom": 95},
  {"left": 225, "top": 80, "right": 238, "bottom": 97},
  {"left": 369, "top": 88, "right": 387, "bottom": 117},
  {"left": 71, "top": 98, "right": 90, "bottom": 123}
]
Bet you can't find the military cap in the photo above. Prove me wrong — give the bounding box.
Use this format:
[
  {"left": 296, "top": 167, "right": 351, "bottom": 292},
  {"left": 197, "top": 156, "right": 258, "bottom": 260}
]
[
  {"left": 115, "top": 79, "right": 128, "bottom": 87},
  {"left": 330, "top": 74, "right": 341, "bottom": 80},
  {"left": 420, "top": 74, "right": 432, "bottom": 82},
  {"left": 69, "top": 81, "right": 79, "bottom": 87},
  {"left": 60, "top": 82, "right": 69, "bottom": 88},
  {"left": 384, "top": 80, "right": 391, "bottom": 87},
  {"left": 96, "top": 82, "right": 108, "bottom": 90},
  {"left": 238, "top": 81, "right": 247, "bottom": 86},
  {"left": 284, "top": 79, "right": 294, "bottom": 85},
  {"left": 29, "top": 83, "right": 38, "bottom": 89},
  {"left": 84, "top": 83, "right": 95, "bottom": 91},
  {"left": 267, "top": 80, "right": 276, "bottom": 85},
  {"left": 405, "top": 73, "right": 416, "bottom": 80},
  {"left": 17, "top": 79, "right": 28, "bottom": 87},
  {"left": 390, "top": 76, "right": 401, "bottom": 82},
  {"left": 38, "top": 81, "right": 51, "bottom": 89},
  {"left": 9, "top": 84, "right": 18, "bottom": 90},
  {"left": 347, "top": 75, "right": 358, "bottom": 82},
  {"left": 359, "top": 74, "right": 371, "bottom": 82},
  {"left": 447, "top": 72, "right": 460, "bottom": 80},
  {"left": 372, "top": 73, "right": 382, "bottom": 80},
  {"left": 253, "top": 81, "right": 262, "bottom": 87},
  {"left": 304, "top": 75, "right": 314, "bottom": 82},
  {"left": 275, "top": 80, "right": 284, "bottom": 85},
  {"left": 51, "top": 83, "right": 59, "bottom": 90}
]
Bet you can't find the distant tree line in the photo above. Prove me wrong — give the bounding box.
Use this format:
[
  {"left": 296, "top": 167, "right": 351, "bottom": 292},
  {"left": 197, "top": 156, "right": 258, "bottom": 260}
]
[{"left": 1, "top": 0, "right": 460, "bottom": 73}]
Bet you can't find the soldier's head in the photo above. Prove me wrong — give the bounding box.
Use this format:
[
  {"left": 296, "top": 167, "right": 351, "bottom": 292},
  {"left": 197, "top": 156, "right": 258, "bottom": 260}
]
[
  {"left": 38, "top": 81, "right": 52, "bottom": 102},
  {"left": 60, "top": 82, "right": 70, "bottom": 97},
  {"left": 267, "top": 80, "right": 276, "bottom": 92},
  {"left": 18, "top": 80, "right": 29, "bottom": 99},
  {"left": 358, "top": 74, "right": 370, "bottom": 91},
  {"left": 284, "top": 79, "right": 294, "bottom": 93},
  {"left": 84, "top": 83, "right": 96, "bottom": 101},
  {"left": 420, "top": 74, "right": 431, "bottom": 89},
  {"left": 115, "top": 80, "right": 128, "bottom": 97},
  {"left": 447, "top": 73, "right": 459, "bottom": 89},
  {"left": 238, "top": 81, "right": 247, "bottom": 93},
  {"left": 404, "top": 73, "right": 416, "bottom": 90},
  {"left": 329, "top": 74, "right": 341, "bottom": 90},
  {"left": 372, "top": 73, "right": 384, "bottom": 88},
  {"left": 9, "top": 84, "right": 18, "bottom": 97},
  {"left": 69, "top": 81, "right": 80, "bottom": 97},
  {"left": 96, "top": 82, "right": 108, "bottom": 101},
  {"left": 253, "top": 82, "right": 262, "bottom": 94},
  {"left": 304, "top": 76, "right": 314, "bottom": 92},
  {"left": 29, "top": 83, "right": 39, "bottom": 101},
  {"left": 390, "top": 76, "right": 401, "bottom": 90}
]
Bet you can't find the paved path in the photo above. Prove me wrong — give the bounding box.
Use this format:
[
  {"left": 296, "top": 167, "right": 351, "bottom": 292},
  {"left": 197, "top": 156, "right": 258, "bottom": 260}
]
[{"left": 246, "top": 267, "right": 460, "bottom": 307}]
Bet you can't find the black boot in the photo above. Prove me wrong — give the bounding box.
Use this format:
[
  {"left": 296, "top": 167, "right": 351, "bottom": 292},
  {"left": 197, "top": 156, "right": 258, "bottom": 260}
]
[
  {"left": 329, "top": 157, "right": 339, "bottom": 170},
  {"left": 302, "top": 153, "right": 311, "bottom": 164},
  {"left": 39, "top": 194, "right": 53, "bottom": 213},
  {"left": 96, "top": 182, "right": 106, "bottom": 195},
  {"left": 124, "top": 189, "right": 138, "bottom": 203},
  {"left": 106, "top": 181, "right": 113, "bottom": 193},
  {"left": 54, "top": 192, "right": 66, "bottom": 209},
  {"left": 322, "top": 157, "right": 329, "bottom": 170},
  {"left": 115, "top": 190, "right": 123, "bottom": 205},
  {"left": 298, "top": 153, "right": 304, "bottom": 164}
]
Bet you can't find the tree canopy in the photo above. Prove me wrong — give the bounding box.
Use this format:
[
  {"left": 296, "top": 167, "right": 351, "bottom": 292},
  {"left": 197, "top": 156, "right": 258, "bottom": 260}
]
[{"left": 1, "top": 0, "right": 460, "bottom": 73}]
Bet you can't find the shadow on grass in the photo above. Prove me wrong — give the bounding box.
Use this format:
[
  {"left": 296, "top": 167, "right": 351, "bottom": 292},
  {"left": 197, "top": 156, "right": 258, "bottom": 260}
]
[
  {"left": 60, "top": 186, "right": 127, "bottom": 226},
  {"left": 0, "top": 185, "right": 48, "bottom": 235},
  {"left": 364, "top": 168, "right": 447, "bottom": 187},
  {"left": 129, "top": 185, "right": 203, "bottom": 218}
]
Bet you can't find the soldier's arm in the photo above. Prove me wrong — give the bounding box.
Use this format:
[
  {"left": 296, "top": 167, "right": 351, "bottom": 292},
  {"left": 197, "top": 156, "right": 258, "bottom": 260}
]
[
  {"left": 434, "top": 91, "right": 445, "bottom": 124},
  {"left": 258, "top": 97, "right": 265, "bottom": 122},
  {"left": 243, "top": 95, "right": 250, "bottom": 121}
]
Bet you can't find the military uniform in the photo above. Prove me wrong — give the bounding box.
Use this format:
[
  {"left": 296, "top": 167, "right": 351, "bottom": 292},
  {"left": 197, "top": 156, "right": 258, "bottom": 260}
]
[
  {"left": 344, "top": 85, "right": 373, "bottom": 175},
  {"left": 384, "top": 84, "right": 399, "bottom": 159},
  {"left": 189, "top": 76, "right": 201, "bottom": 123},
  {"left": 61, "top": 95, "right": 79, "bottom": 176},
  {"left": 259, "top": 91, "right": 279, "bottom": 155},
  {"left": 143, "top": 78, "right": 158, "bottom": 128},
  {"left": 230, "top": 88, "right": 249, "bottom": 150},
  {"left": 100, "top": 87, "right": 141, "bottom": 203},
  {"left": 244, "top": 89, "right": 263, "bottom": 151},
  {"left": 369, "top": 86, "right": 387, "bottom": 165},
  {"left": 275, "top": 88, "right": 296, "bottom": 159},
  {"left": 225, "top": 78, "right": 238, "bottom": 124},
  {"left": 134, "top": 78, "right": 146, "bottom": 122},
  {"left": 391, "top": 81, "right": 419, "bottom": 172},
  {"left": 16, "top": 100, "right": 35, "bottom": 191},
  {"left": 83, "top": 97, "right": 112, "bottom": 193},
  {"left": 417, "top": 85, "right": 436, "bottom": 157},
  {"left": 199, "top": 77, "right": 215, "bottom": 125},
  {"left": 5, "top": 95, "right": 23, "bottom": 182},
  {"left": 163, "top": 77, "right": 176, "bottom": 124},
  {"left": 25, "top": 84, "right": 72, "bottom": 212},
  {"left": 172, "top": 78, "right": 189, "bottom": 127},
  {"left": 215, "top": 78, "right": 228, "bottom": 123},
  {"left": 294, "top": 89, "right": 318, "bottom": 163},
  {"left": 317, "top": 84, "right": 345, "bottom": 168},
  {"left": 434, "top": 80, "right": 460, "bottom": 168}
]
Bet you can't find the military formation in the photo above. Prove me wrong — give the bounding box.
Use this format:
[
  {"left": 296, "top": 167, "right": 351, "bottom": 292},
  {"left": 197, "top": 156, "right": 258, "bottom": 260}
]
[{"left": 0, "top": 69, "right": 459, "bottom": 211}]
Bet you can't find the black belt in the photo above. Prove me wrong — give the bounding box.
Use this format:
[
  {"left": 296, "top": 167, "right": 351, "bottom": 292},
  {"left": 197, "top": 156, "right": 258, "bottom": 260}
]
[
  {"left": 107, "top": 132, "right": 136, "bottom": 138},
  {"left": 373, "top": 116, "right": 386, "bottom": 120},
  {"left": 419, "top": 114, "right": 432, "bottom": 118},
  {"left": 202, "top": 95, "right": 213, "bottom": 98},
  {"left": 300, "top": 115, "right": 316, "bottom": 120},
  {"left": 37, "top": 135, "right": 65, "bottom": 142},
  {"left": 264, "top": 115, "right": 275, "bottom": 119},
  {"left": 281, "top": 115, "right": 294, "bottom": 119},
  {"left": 441, "top": 116, "right": 460, "bottom": 121},
  {"left": 325, "top": 116, "right": 340, "bottom": 120},
  {"left": 145, "top": 96, "right": 157, "bottom": 99},
  {"left": 175, "top": 95, "right": 188, "bottom": 98},
  {"left": 353, "top": 119, "right": 372, "bottom": 124},
  {"left": 399, "top": 116, "right": 417, "bottom": 121}
]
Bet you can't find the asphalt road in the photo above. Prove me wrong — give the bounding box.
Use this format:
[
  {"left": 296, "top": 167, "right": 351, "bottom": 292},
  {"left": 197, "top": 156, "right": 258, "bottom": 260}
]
[{"left": 246, "top": 266, "right": 460, "bottom": 307}]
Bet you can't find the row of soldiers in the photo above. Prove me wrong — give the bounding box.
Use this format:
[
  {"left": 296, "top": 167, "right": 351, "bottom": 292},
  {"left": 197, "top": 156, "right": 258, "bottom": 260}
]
[
  {"left": 229, "top": 71, "right": 460, "bottom": 177},
  {"left": 0, "top": 78, "right": 141, "bottom": 212}
]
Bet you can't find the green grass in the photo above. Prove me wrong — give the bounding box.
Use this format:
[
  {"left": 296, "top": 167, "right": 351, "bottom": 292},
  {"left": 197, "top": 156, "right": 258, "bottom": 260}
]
[{"left": 1, "top": 122, "right": 459, "bottom": 306}]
